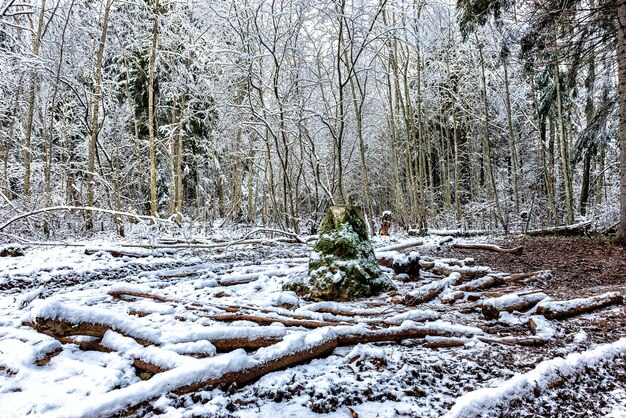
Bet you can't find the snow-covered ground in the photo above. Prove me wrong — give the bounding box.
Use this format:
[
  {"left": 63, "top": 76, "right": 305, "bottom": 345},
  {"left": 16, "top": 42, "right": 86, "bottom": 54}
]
[{"left": 0, "top": 235, "right": 625, "bottom": 417}]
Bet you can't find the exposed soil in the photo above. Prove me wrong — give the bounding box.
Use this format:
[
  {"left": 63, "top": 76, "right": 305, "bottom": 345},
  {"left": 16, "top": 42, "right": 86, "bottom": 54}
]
[{"left": 435, "top": 235, "right": 626, "bottom": 299}]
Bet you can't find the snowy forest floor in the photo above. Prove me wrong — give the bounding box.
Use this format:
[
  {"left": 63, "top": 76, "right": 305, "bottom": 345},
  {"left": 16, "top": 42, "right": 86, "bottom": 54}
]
[{"left": 0, "top": 233, "right": 625, "bottom": 417}]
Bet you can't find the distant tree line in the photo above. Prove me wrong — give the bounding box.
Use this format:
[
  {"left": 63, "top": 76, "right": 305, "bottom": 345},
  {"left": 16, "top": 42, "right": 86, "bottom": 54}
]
[{"left": 0, "top": 0, "right": 623, "bottom": 239}]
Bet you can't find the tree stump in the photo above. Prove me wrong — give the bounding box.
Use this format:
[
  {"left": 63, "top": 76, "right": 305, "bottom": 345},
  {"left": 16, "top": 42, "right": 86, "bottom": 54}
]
[
  {"left": 285, "top": 205, "right": 393, "bottom": 301},
  {"left": 380, "top": 211, "right": 392, "bottom": 236}
]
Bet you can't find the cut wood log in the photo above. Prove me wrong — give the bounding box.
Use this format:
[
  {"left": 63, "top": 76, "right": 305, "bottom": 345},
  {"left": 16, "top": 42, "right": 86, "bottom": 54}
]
[
  {"left": 26, "top": 316, "right": 283, "bottom": 352},
  {"left": 536, "top": 292, "right": 624, "bottom": 319},
  {"left": 404, "top": 273, "right": 463, "bottom": 306},
  {"left": 0, "top": 244, "right": 24, "bottom": 257},
  {"left": 133, "top": 359, "right": 166, "bottom": 377},
  {"left": 109, "top": 290, "right": 172, "bottom": 303},
  {"left": 422, "top": 338, "right": 466, "bottom": 348},
  {"left": 456, "top": 276, "right": 502, "bottom": 292},
  {"left": 432, "top": 264, "right": 491, "bottom": 279},
  {"left": 25, "top": 318, "right": 155, "bottom": 346},
  {"left": 481, "top": 292, "right": 549, "bottom": 320},
  {"left": 85, "top": 248, "right": 154, "bottom": 258},
  {"left": 376, "top": 252, "right": 421, "bottom": 275},
  {"left": 524, "top": 221, "right": 591, "bottom": 236},
  {"left": 428, "top": 229, "right": 492, "bottom": 237},
  {"left": 375, "top": 240, "right": 423, "bottom": 253},
  {"left": 503, "top": 270, "right": 551, "bottom": 283},
  {"left": 477, "top": 336, "right": 548, "bottom": 346},
  {"left": 241, "top": 228, "right": 306, "bottom": 244},
  {"left": 451, "top": 242, "right": 524, "bottom": 254},
  {"left": 440, "top": 291, "right": 466, "bottom": 304},
  {"left": 335, "top": 322, "right": 481, "bottom": 346},
  {"left": 175, "top": 337, "right": 338, "bottom": 395},
  {"left": 207, "top": 313, "right": 340, "bottom": 329}
]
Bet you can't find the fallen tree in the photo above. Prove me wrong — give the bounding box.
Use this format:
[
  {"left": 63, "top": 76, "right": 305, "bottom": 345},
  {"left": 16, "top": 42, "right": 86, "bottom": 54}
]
[
  {"left": 0, "top": 205, "right": 172, "bottom": 232},
  {"left": 481, "top": 292, "right": 549, "bottom": 320},
  {"left": 451, "top": 242, "right": 524, "bottom": 254},
  {"left": 524, "top": 221, "right": 592, "bottom": 237},
  {"left": 536, "top": 292, "right": 624, "bottom": 319},
  {"left": 447, "top": 338, "right": 626, "bottom": 417},
  {"left": 404, "top": 273, "right": 464, "bottom": 306}
]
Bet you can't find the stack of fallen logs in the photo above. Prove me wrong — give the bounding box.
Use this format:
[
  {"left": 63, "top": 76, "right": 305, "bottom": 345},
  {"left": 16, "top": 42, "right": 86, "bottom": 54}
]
[
  {"left": 377, "top": 248, "right": 624, "bottom": 346},
  {"left": 19, "top": 243, "right": 625, "bottom": 415}
]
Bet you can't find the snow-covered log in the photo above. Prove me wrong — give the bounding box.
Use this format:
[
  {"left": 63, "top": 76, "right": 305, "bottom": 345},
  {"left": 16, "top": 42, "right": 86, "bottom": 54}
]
[
  {"left": 456, "top": 275, "right": 504, "bottom": 292},
  {"left": 481, "top": 292, "right": 548, "bottom": 320},
  {"left": 446, "top": 338, "right": 626, "bottom": 418},
  {"left": 432, "top": 263, "right": 491, "bottom": 279},
  {"left": 376, "top": 251, "right": 421, "bottom": 275},
  {"left": 524, "top": 221, "right": 592, "bottom": 236},
  {"left": 451, "top": 242, "right": 524, "bottom": 254},
  {"left": 374, "top": 239, "right": 423, "bottom": 253},
  {"left": 84, "top": 248, "right": 154, "bottom": 258},
  {"left": 536, "top": 292, "right": 624, "bottom": 319},
  {"left": 48, "top": 329, "right": 339, "bottom": 418},
  {"left": 404, "top": 273, "right": 463, "bottom": 306},
  {"left": 477, "top": 336, "right": 549, "bottom": 346},
  {"left": 208, "top": 313, "right": 341, "bottom": 329},
  {"left": 25, "top": 300, "right": 288, "bottom": 352},
  {"left": 335, "top": 320, "right": 484, "bottom": 346}
]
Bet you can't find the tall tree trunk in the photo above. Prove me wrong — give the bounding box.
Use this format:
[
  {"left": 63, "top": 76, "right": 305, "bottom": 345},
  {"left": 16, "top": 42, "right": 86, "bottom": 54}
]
[
  {"left": 503, "top": 56, "right": 520, "bottom": 216},
  {"left": 23, "top": 0, "right": 47, "bottom": 200},
  {"left": 86, "top": 0, "right": 113, "bottom": 229},
  {"left": 553, "top": 61, "right": 575, "bottom": 224},
  {"left": 147, "top": 0, "right": 159, "bottom": 217},
  {"left": 617, "top": 0, "right": 626, "bottom": 242},
  {"left": 477, "top": 37, "right": 506, "bottom": 232}
]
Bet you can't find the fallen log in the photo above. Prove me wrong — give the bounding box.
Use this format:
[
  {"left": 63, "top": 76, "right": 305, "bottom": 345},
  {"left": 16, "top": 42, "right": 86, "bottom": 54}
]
[
  {"left": 27, "top": 316, "right": 284, "bottom": 352},
  {"left": 375, "top": 239, "right": 423, "bottom": 253},
  {"left": 241, "top": 228, "right": 306, "bottom": 244},
  {"left": 46, "top": 321, "right": 487, "bottom": 417},
  {"left": 208, "top": 313, "right": 340, "bottom": 329},
  {"left": 335, "top": 321, "right": 483, "bottom": 346},
  {"left": 377, "top": 252, "right": 421, "bottom": 275},
  {"left": 432, "top": 264, "right": 491, "bottom": 279},
  {"left": 25, "top": 318, "right": 155, "bottom": 346},
  {"left": 133, "top": 359, "right": 167, "bottom": 378},
  {"left": 440, "top": 291, "right": 466, "bottom": 304},
  {"left": 404, "top": 273, "right": 463, "bottom": 306},
  {"left": 422, "top": 338, "right": 466, "bottom": 349},
  {"left": 109, "top": 290, "right": 173, "bottom": 303},
  {"left": 477, "top": 336, "right": 548, "bottom": 346},
  {"left": 481, "top": 292, "right": 549, "bottom": 320},
  {"left": 503, "top": 270, "right": 552, "bottom": 283},
  {"left": 428, "top": 229, "right": 493, "bottom": 237},
  {"left": 447, "top": 338, "right": 626, "bottom": 418},
  {"left": 456, "top": 275, "right": 505, "bottom": 292},
  {"left": 536, "top": 292, "right": 623, "bottom": 319},
  {"left": 0, "top": 205, "right": 172, "bottom": 232},
  {"left": 176, "top": 337, "right": 338, "bottom": 395},
  {"left": 84, "top": 248, "right": 155, "bottom": 258},
  {"left": 525, "top": 221, "right": 591, "bottom": 236},
  {"left": 451, "top": 242, "right": 523, "bottom": 254}
]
